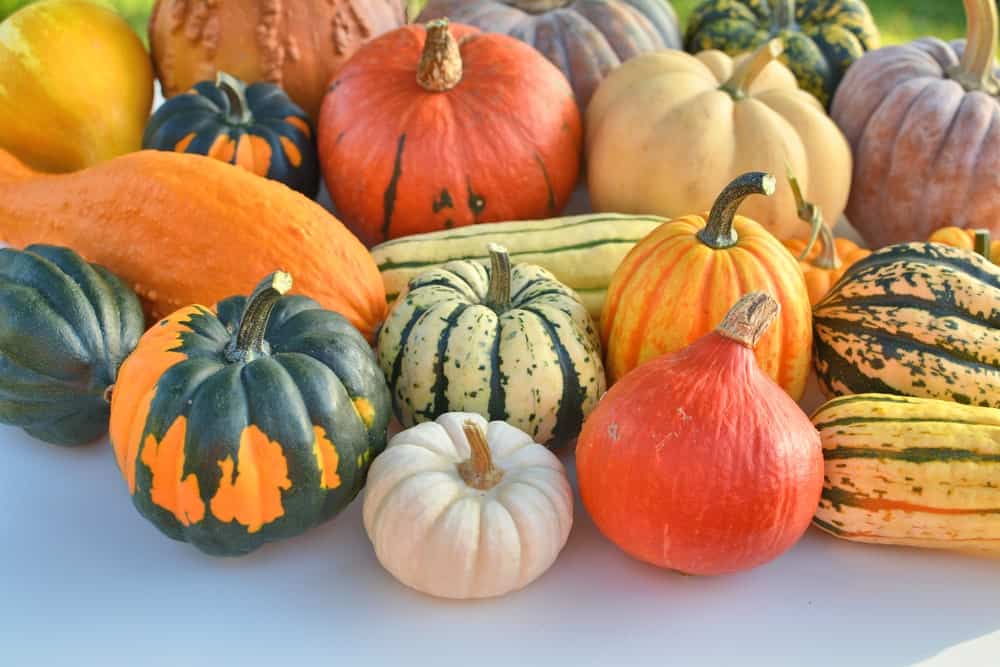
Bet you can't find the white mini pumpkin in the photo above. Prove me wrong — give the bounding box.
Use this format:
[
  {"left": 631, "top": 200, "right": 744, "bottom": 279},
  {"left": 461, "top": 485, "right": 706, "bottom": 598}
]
[{"left": 362, "top": 412, "right": 573, "bottom": 599}]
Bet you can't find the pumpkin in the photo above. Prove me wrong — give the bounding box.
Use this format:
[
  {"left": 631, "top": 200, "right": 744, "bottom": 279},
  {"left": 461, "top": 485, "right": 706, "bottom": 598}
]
[
  {"left": 601, "top": 172, "right": 812, "bottom": 400},
  {"left": 830, "top": 0, "right": 1000, "bottom": 248},
  {"left": 418, "top": 0, "right": 682, "bottom": 108},
  {"left": 377, "top": 244, "right": 605, "bottom": 447},
  {"left": 149, "top": 0, "right": 405, "bottom": 120},
  {"left": 317, "top": 19, "right": 582, "bottom": 246},
  {"left": 813, "top": 393, "right": 1000, "bottom": 556},
  {"left": 108, "top": 272, "right": 391, "bottom": 556},
  {"left": 0, "top": 148, "right": 386, "bottom": 342},
  {"left": 813, "top": 242, "right": 1000, "bottom": 407},
  {"left": 929, "top": 228, "right": 999, "bottom": 264},
  {"left": 0, "top": 244, "right": 144, "bottom": 446},
  {"left": 586, "top": 38, "right": 851, "bottom": 240},
  {"left": 143, "top": 72, "right": 319, "bottom": 198},
  {"left": 578, "top": 292, "right": 824, "bottom": 575},
  {"left": 0, "top": 0, "right": 153, "bottom": 172},
  {"left": 684, "top": 0, "right": 880, "bottom": 108},
  {"left": 363, "top": 412, "right": 573, "bottom": 598}
]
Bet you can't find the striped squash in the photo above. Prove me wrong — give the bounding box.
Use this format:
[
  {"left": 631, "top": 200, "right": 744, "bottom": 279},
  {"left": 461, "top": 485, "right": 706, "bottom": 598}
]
[
  {"left": 813, "top": 242, "right": 1000, "bottom": 407},
  {"left": 376, "top": 244, "right": 605, "bottom": 447},
  {"left": 371, "top": 213, "right": 666, "bottom": 320},
  {"left": 813, "top": 394, "right": 1000, "bottom": 555}
]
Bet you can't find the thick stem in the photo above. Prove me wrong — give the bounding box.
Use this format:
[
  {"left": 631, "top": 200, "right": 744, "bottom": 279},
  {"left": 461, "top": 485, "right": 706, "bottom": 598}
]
[
  {"left": 506, "top": 0, "right": 571, "bottom": 12},
  {"left": 771, "top": 0, "right": 797, "bottom": 31},
  {"left": 215, "top": 72, "right": 253, "bottom": 125},
  {"left": 458, "top": 421, "right": 504, "bottom": 491},
  {"left": 486, "top": 243, "right": 512, "bottom": 311},
  {"left": 975, "top": 229, "right": 992, "bottom": 261},
  {"left": 950, "top": 0, "right": 999, "bottom": 94},
  {"left": 225, "top": 271, "right": 293, "bottom": 363},
  {"left": 721, "top": 39, "right": 784, "bottom": 100},
  {"left": 417, "top": 19, "right": 463, "bottom": 92},
  {"left": 716, "top": 292, "right": 781, "bottom": 349},
  {"left": 697, "top": 172, "right": 777, "bottom": 249}
]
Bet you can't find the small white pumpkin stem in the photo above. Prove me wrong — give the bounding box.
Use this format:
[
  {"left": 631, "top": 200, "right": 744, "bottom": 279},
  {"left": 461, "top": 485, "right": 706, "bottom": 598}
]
[
  {"left": 459, "top": 421, "right": 504, "bottom": 491},
  {"left": 716, "top": 292, "right": 781, "bottom": 349},
  {"left": 417, "top": 19, "right": 463, "bottom": 92},
  {"left": 721, "top": 38, "right": 784, "bottom": 100}
]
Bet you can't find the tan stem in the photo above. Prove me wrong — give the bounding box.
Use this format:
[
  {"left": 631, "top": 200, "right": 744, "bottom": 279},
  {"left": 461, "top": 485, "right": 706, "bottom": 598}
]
[
  {"left": 951, "top": 0, "right": 999, "bottom": 94},
  {"left": 486, "top": 243, "right": 512, "bottom": 311},
  {"left": 458, "top": 421, "right": 504, "bottom": 491},
  {"left": 813, "top": 223, "right": 842, "bottom": 270},
  {"left": 787, "top": 167, "right": 840, "bottom": 269},
  {"left": 417, "top": 19, "right": 463, "bottom": 92},
  {"left": 975, "top": 229, "right": 992, "bottom": 261},
  {"left": 506, "top": 0, "right": 571, "bottom": 12},
  {"left": 716, "top": 292, "right": 781, "bottom": 349},
  {"left": 721, "top": 38, "right": 784, "bottom": 100}
]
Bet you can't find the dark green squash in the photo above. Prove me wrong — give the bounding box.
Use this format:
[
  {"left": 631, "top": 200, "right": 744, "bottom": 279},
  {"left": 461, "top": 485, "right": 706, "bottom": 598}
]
[
  {"left": 108, "top": 272, "right": 390, "bottom": 556},
  {"left": 143, "top": 72, "right": 319, "bottom": 197},
  {"left": 0, "top": 244, "right": 145, "bottom": 446},
  {"left": 684, "top": 0, "right": 880, "bottom": 107}
]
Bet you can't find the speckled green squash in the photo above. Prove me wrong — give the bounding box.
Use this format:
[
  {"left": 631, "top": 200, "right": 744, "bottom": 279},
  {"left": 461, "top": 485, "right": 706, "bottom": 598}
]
[
  {"left": 377, "top": 244, "right": 606, "bottom": 447},
  {"left": 684, "top": 0, "right": 880, "bottom": 107},
  {"left": 813, "top": 242, "right": 1000, "bottom": 407},
  {"left": 0, "top": 244, "right": 144, "bottom": 446}
]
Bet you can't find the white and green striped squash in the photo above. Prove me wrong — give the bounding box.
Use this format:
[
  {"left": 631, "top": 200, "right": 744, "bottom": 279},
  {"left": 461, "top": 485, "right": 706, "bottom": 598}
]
[{"left": 376, "top": 244, "right": 606, "bottom": 447}]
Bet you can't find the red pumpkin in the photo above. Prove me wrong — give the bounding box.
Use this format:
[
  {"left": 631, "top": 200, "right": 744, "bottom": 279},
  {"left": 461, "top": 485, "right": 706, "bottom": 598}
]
[
  {"left": 317, "top": 19, "right": 582, "bottom": 246},
  {"left": 577, "top": 292, "right": 823, "bottom": 575}
]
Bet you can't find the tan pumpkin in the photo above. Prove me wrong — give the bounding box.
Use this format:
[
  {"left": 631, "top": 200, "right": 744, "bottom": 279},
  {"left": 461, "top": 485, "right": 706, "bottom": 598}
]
[{"left": 586, "top": 38, "right": 851, "bottom": 241}]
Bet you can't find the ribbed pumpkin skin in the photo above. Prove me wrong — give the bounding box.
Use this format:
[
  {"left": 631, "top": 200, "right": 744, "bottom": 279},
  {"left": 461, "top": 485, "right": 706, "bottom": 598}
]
[
  {"left": 109, "top": 295, "right": 390, "bottom": 556},
  {"left": 419, "top": 0, "right": 682, "bottom": 108},
  {"left": 813, "top": 243, "right": 1000, "bottom": 406},
  {"left": 684, "top": 0, "right": 880, "bottom": 107},
  {"left": 813, "top": 393, "right": 1000, "bottom": 555},
  {"left": 0, "top": 245, "right": 144, "bottom": 446}
]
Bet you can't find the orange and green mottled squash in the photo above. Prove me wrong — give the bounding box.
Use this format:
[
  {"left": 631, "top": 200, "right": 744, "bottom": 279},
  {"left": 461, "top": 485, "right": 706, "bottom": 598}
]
[{"left": 109, "top": 272, "right": 390, "bottom": 556}]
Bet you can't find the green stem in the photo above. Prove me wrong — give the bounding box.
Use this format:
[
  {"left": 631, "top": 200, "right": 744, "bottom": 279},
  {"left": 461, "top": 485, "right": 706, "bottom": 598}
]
[
  {"left": 215, "top": 72, "right": 253, "bottom": 125},
  {"left": 416, "top": 19, "right": 463, "bottom": 92},
  {"left": 721, "top": 39, "right": 784, "bottom": 100},
  {"left": 486, "top": 244, "right": 512, "bottom": 311},
  {"left": 950, "top": 0, "right": 999, "bottom": 94},
  {"left": 697, "top": 172, "right": 777, "bottom": 249},
  {"left": 716, "top": 292, "right": 781, "bottom": 349},
  {"left": 771, "top": 0, "right": 797, "bottom": 31},
  {"left": 226, "top": 272, "right": 293, "bottom": 363},
  {"left": 975, "top": 230, "right": 992, "bottom": 262}
]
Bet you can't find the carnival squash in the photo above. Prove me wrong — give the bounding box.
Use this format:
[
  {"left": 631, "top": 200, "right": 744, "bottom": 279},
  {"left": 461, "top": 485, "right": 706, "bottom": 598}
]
[
  {"left": 318, "top": 19, "right": 582, "bottom": 246},
  {"left": 0, "top": 0, "right": 153, "bottom": 172},
  {"left": 831, "top": 0, "right": 1000, "bottom": 247},
  {"left": 929, "top": 228, "right": 998, "bottom": 264},
  {"left": 578, "top": 292, "right": 824, "bottom": 575},
  {"left": 602, "top": 172, "right": 812, "bottom": 399},
  {"left": 0, "top": 149, "right": 386, "bottom": 341},
  {"left": 149, "top": 0, "right": 405, "bottom": 120},
  {"left": 418, "top": 0, "right": 682, "bottom": 108},
  {"left": 109, "top": 272, "right": 391, "bottom": 556},
  {"left": 587, "top": 38, "right": 851, "bottom": 240}
]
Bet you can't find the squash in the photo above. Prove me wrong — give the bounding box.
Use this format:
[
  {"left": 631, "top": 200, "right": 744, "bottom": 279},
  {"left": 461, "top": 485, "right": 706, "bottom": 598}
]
[
  {"left": 363, "top": 412, "right": 573, "bottom": 598},
  {"left": 0, "top": 244, "right": 144, "bottom": 446},
  {"left": 602, "top": 172, "right": 812, "bottom": 400},
  {"left": 929, "top": 228, "right": 999, "bottom": 264},
  {"left": 684, "top": 0, "right": 880, "bottom": 107},
  {"left": 586, "top": 38, "right": 851, "bottom": 240},
  {"left": 109, "top": 272, "right": 391, "bottom": 556},
  {"left": 377, "top": 244, "right": 605, "bottom": 447},
  {"left": 143, "top": 72, "right": 319, "bottom": 198},
  {"left": 317, "top": 19, "right": 582, "bottom": 246},
  {"left": 0, "top": 0, "right": 153, "bottom": 172},
  {"left": 812, "top": 393, "right": 1000, "bottom": 556},
  {"left": 149, "top": 0, "right": 405, "bottom": 120},
  {"left": 418, "top": 0, "right": 682, "bottom": 108},
  {"left": 0, "top": 148, "right": 386, "bottom": 342},
  {"left": 830, "top": 0, "right": 1000, "bottom": 248},
  {"left": 578, "top": 292, "right": 824, "bottom": 575},
  {"left": 371, "top": 212, "right": 666, "bottom": 319},
  {"left": 813, "top": 242, "right": 1000, "bottom": 407}
]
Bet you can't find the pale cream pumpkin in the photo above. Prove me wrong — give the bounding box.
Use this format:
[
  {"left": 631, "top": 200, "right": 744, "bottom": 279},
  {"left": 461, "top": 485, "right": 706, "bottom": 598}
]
[
  {"left": 585, "top": 39, "right": 852, "bottom": 241},
  {"left": 362, "top": 412, "right": 573, "bottom": 600}
]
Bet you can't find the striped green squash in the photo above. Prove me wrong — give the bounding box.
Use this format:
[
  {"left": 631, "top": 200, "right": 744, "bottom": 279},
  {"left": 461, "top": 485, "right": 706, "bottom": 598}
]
[
  {"left": 376, "top": 244, "right": 606, "bottom": 447},
  {"left": 813, "top": 393, "right": 1000, "bottom": 555},
  {"left": 813, "top": 242, "right": 1000, "bottom": 407},
  {"left": 371, "top": 213, "right": 666, "bottom": 320}
]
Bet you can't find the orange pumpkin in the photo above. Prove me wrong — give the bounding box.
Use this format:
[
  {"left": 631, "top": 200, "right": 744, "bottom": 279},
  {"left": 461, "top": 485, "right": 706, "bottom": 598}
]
[
  {"left": 601, "top": 172, "right": 812, "bottom": 400},
  {"left": 928, "top": 227, "right": 998, "bottom": 263}
]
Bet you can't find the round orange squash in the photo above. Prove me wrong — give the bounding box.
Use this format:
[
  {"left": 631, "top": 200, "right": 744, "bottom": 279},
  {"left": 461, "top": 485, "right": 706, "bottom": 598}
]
[
  {"left": 928, "top": 227, "right": 999, "bottom": 263},
  {"left": 601, "top": 172, "right": 812, "bottom": 400}
]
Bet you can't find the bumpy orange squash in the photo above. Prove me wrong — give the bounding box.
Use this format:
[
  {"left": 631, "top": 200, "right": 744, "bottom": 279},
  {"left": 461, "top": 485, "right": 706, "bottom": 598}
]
[{"left": 928, "top": 227, "right": 998, "bottom": 263}]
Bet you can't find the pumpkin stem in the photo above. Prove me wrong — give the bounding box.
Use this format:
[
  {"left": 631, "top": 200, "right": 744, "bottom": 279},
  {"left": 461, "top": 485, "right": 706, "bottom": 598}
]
[
  {"left": 951, "top": 0, "right": 1000, "bottom": 94},
  {"left": 716, "top": 292, "right": 781, "bottom": 349},
  {"left": 771, "top": 0, "right": 798, "bottom": 31},
  {"left": 226, "top": 271, "right": 293, "bottom": 363},
  {"left": 697, "top": 172, "right": 777, "bottom": 249},
  {"left": 459, "top": 420, "right": 504, "bottom": 491},
  {"left": 486, "top": 243, "right": 512, "bottom": 311},
  {"left": 215, "top": 71, "right": 253, "bottom": 125},
  {"left": 506, "top": 0, "right": 572, "bottom": 12},
  {"left": 721, "top": 38, "right": 784, "bottom": 100},
  {"left": 788, "top": 167, "right": 841, "bottom": 269},
  {"left": 417, "top": 19, "right": 463, "bottom": 92},
  {"left": 975, "top": 229, "right": 993, "bottom": 261}
]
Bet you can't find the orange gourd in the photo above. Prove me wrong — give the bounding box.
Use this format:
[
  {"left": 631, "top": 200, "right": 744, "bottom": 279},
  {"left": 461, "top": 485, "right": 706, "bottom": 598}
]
[{"left": 928, "top": 227, "right": 998, "bottom": 263}]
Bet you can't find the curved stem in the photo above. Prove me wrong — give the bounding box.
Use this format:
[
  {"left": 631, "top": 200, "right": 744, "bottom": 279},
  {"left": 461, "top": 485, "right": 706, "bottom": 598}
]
[
  {"left": 975, "top": 229, "right": 992, "bottom": 261},
  {"left": 215, "top": 72, "right": 253, "bottom": 125},
  {"left": 771, "top": 0, "right": 797, "bottom": 31},
  {"left": 787, "top": 167, "right": 840, "bottom": 269},
  {"left": 505, "top": 0, "right": 572, "bottom": 12},
  {"left": 950, "top": 0, "right": 999, "bottom": 94},
  {"left": 720, "top": 38, "right": 784, "bottom": 100},
  {"left": 417, "top": 19, "right": 463, "bottom": 92},
  {"left": 225, "top": 271, "right": 293, "bottom": 363},
  {"left": 697, "top": 172, "right": 777, "bottom": 249},
  {"left": 813, "top": 223, "right": 842, "bottom": 270},
  {"left": 486, "top": 243, "right": 512, "bottom": 311},
  {"left": 458, "top": 420, "right": 504, "bottom": 491},
  {"left": 716, "top": 292, "right": 781, "bottom": 349}
]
